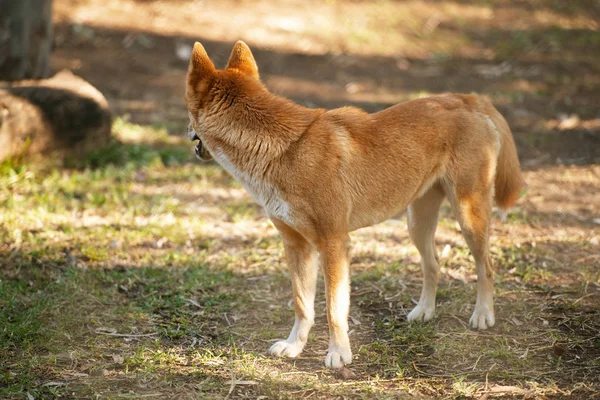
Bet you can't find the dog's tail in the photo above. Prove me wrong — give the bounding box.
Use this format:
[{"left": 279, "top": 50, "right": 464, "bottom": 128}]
[{"left": 489, "top": 108, "right": 523, "bottom": 210}]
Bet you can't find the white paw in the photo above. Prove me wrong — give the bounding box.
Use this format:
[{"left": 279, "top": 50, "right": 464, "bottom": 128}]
[
  {"left": 407, "top": 304, "right": 435, "bottom": 322},
  {"left": 324, "top": 346, "right": 352, "bottom": 369},
  {"left": 269, "top": 340, "right": 304, "bottom": 358},
  {"left": 470, "top": 306, "right": 495, "bottom": 330}
]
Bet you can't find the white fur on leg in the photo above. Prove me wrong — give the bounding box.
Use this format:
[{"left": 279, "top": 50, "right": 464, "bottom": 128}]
[
  {"left": 324, "top": 271, "right": 352, "bottom": 369},
  {"left": 269, "top": 317, "right": 313, "bottom": 358},
  {"left": 325, "top": 344, "right": 352, "bottom": 369},
  {"left": 407, "top": 200, "right": 441, "bottom": 324},
  {"left": 407, "top": 276, "right": 437, "bottom": 322},
  {"left": 407, "top": 302, "right": 436, "bottom": 322},
  {"left": 470, "top": 305, "right": 495, "bottom": 329},
  {"left": 470, "top": 290, "right": 495, "bottom": 329},
  {"left": 269, "top": 339, "right": 304, "bottom": 358}
]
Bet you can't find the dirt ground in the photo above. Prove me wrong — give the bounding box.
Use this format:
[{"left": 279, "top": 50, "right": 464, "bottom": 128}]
[
  {"left": 52, "top": 0, "right": 600, "bottom": 163},
  {"left": 1, "top": 0, "right": 599, "bottom": 399}
]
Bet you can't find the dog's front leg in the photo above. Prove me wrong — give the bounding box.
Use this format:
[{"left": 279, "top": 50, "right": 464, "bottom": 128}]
[
  {"left": 320, "top": 235, "right": 352, "bottom": 369},
  {"left": 269, "top": 221, "right": 318, "bottom": 358}
]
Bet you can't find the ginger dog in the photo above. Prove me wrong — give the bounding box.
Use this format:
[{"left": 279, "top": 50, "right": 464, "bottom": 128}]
[{"left": 185, "top": 41, "right": 522, "bottom": 369}]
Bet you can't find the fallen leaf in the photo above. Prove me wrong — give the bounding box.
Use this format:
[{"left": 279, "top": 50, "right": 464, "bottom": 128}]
[
  {"left": 557, "top": 113, "right": 580, "bottom": 130},
  {"left": 224, "top": 379, "right": 258, "bottom": 385},
  {"left": 519, "top": 348, "right": 528, "bottom": 360},
  {"left": 54, "top": 352, "right": 74, "bottom": 360},
  {"left": 90, "top": 369, "right": 109, "bottom": 377},
  {"left": 41, "top": 381, "right": 65, "bottom": 387},
  {"left": 186, "top": 298, "right": 202, "bottom": 308},
  {"left": 112, "top": 354, "right": 124, "bottom": 364},
  {"left": 489, "top": 385, "right": 524, "bottom": 394},
  {"left": 553, "top": 342, "right": 566, "bottom": 357},
  {"left": 441, "top": 244, "right": 451, "bottom": 258},
  {"left": 339, "top": 367, "right": 357, "bottom": 380},
  {"left": 95, "top": 327, "right": 117, "bottom": 334}
]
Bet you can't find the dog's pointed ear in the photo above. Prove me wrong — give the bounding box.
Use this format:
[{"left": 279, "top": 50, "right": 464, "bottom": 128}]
[
  {"left": 187, "top": 42, "right": 215, "bottom": 88},
  {"left": 226, "top": 41, "right": 259, "bottom": 80}
]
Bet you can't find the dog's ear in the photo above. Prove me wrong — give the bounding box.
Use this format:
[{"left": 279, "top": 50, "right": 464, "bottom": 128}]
[
  {"left": 226, "top": 40, "right": 259, "bottom": 80},
  {"left": 187, "top": 42, "right": 215, "bottom": 89}
]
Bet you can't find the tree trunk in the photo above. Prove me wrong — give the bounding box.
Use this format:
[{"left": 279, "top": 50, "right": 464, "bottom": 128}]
[{"left": 0, "top": 0, "right": 53, "bottom": 80}]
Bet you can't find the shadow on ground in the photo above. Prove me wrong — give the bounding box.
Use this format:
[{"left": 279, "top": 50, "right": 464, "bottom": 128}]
[{"left": 51, "top": 17, "right": 600, "bottom": 164}]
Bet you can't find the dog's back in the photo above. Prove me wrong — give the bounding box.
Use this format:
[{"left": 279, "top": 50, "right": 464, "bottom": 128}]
[{"left": 304, "top": 93, "right": 522, "bottom": 230}]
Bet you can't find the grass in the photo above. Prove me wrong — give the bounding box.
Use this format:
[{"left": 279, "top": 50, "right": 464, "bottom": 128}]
[
  {"left": 1, "top": 117, "right": 599, "bottom": 400},
  {"left": 4, "top": 0, "right": 600, "bottom": 396}
]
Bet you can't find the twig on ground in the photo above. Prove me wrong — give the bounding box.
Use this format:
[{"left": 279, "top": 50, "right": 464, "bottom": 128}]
[{"left": 94, "top": 328, "right": 158, "bottom": 338}]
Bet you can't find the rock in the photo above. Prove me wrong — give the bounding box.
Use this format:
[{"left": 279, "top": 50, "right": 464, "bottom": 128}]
[{"left": 0, "top": 70, "right": 111, "bottom": 164}]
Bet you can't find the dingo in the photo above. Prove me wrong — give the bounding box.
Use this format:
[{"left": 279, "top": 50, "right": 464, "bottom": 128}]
[{"left": 185, "top": 41, "right": 522, "bottom": 369}]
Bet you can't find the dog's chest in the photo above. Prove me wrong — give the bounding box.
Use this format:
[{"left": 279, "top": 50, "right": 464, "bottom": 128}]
[{"left": 212, "top": 148, "right": 293, "bottom": 225}]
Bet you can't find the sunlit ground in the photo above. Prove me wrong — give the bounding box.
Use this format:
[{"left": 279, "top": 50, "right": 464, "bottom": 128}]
[
  {"left": 2, "top": 0, "right": 600, "bottom": 398},
  {"left": 1, "top": 119, "right": 598, "bottom": 399}
]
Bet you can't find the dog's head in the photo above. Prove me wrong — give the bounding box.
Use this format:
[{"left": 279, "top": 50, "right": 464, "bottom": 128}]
[{"left": 184, "top": 40, "right": 260, "bottom": 161}]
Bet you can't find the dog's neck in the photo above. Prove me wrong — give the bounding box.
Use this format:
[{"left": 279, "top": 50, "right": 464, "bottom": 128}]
[
  {"left": 201, "top": 88, "right": 318, "bottom": 179},
  {"left": 197, "top": 88, "right": 318, "bottom": 217}
]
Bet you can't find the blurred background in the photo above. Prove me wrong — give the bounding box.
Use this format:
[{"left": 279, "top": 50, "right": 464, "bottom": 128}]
[
  {"left": 1, "top": 1, "right": 599, "bottom": 399},
  {"left": 50, "top": 0, "right": 600, "bottom": 163},
  {"left": 3, "top": 0, "right": 599, "bottom": 162}
]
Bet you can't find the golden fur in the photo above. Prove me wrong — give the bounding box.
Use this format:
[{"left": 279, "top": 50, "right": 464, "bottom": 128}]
[{"left": 185, "top": 41, "right": 523, "bottom": 369}]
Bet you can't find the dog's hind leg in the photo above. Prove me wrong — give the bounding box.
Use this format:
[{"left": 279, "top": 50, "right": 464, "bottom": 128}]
[
  {"left": 445, "top": 180, "right": 496, "bottom": 330},
  {"left": 269, "top": 219, "right": 318, "bottom": 358},
  {"left": 407, "top": 184, "right": 445, "bottom": 322}
]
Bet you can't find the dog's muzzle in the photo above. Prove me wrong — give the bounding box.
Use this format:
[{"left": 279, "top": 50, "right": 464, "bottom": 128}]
[
  {"left": 187, "top": 124, "right": 212, "bottom": 161},
  {"left": 188, "top": 128, "right": 199, "bottom": 142}
]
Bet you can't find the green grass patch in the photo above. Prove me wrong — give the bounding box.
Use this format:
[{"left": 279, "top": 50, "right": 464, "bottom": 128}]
[{"left": 1, "top": 112, "right": 598, "bottom": 397}]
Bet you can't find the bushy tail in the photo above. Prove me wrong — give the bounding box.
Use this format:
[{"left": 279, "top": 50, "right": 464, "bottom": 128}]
[{"left": 491, "top": 111, "right": 523, "bottom": 210}]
